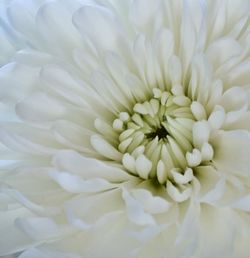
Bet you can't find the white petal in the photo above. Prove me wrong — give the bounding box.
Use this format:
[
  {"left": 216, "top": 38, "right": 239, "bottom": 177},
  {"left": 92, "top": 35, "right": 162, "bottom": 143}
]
[
  {"left": 15, "top": 216, "right": 63, "bottom": 240},
  {"left": 122, "top": 188, "right": 155, "bottom": 226},
  {"left": 166, "top": 181, "right": 192, "bottom": 203},
  {"left": 52, "top": 120, "right": 94, "bottom": 154},
  {"left": 192, "top": 121, "right": 210, "bottom": 148},
  {"left": 155, "top": 29, "right": 174, "bottom": 85},
  {"left": 0, "top": 126, "right": 57, "bottom": 156},
  {"left": 176, "top": 202, "right": 199, "bottom": 245},
  {"left": 64, "top": 188, "right": 123, "bottom": 226},
  {"left": 132, "top": 189, "right": 170, "bottom": 214},
  {"left": 0, "top": 63, "right": 38, "bottom": 103},
  {"left": 40, "top": 65, "right": 113, "bottom": 122},
  {"left": 13, "top": 49, "right": 53, "bottom": 66},
  {"left": 190, "top": 101, "right": 207, "bottom": 121},
  {"left": 122, "top": 153, "right": 136, "bottom": 174},
  {"left": 225, "top": 111, "right": 250, "bottom": 131},
  {"left": 135, "top": 155, "right": 152, "bottom": 180},
  {"left": 52, "top": 150, "right": 133, "bottom": 182},
  {"left": 231, "top": 195, "right": 250, "bottom": 211},
  {"left": 206, "top": 37, "right": 242, "bottom": 69},
  {"left": 0, "top": 20, "right": 19, "bottom": 66},
  {"left": 195, "top": 166, "right": 224, "bottom": 203},
  {"left": 0, "top": 207, "right": 37, "bottom": 256},
  {"left": 179, "top": 1, "right": 196, "bottom": 74},
  {"left": 167, "top": 136, "right": 187, "bottom": 168},
  {"left": 95, "top": 118, "right": 118, "bottom": 141},
  {"left": 129, "top": 0, "right": 162, "bottom": 29},
  {"left": 40, "top": 65, "right": 93, "bottom": 109},
  {"left": 104, "top": 52, "right": 136, "bottom": 101},
  {"left": 213, "top": 130, "right": 250, "bottom": 176},
  {"left": 208, "top": 105, "right": 225, "bottom": 130},
  {"left": 186, "top": 149, "right": 202, "bottom": 167},
  {"left": 169, "top": 55, "right": 182, "bottom": 85},
  {"left": 91, "top": 135, "right": 122, "bottom": 161},
  {"left": 49, "top": 171, "right": 116, "bottom": 193},
  {"left": 198, "top": 206, "right": 235, "bottom": 258},
  {"left": 171, "top": 168, "right": 193, "bottom": 184},
  {"left": 156, "top": 160, "right": 167, "bottom": 184},
  {"left": 15, "top": 92, "right": 67, "bottom": 123},
  {"left": 190, "top": 54, "right": 212, "bottom": 104},
  {"left": 36, "top": 1, "right": 82, "bottom": 57},
  {"left": 201, "top": 142, "right": 214, "bottom": 161},
  {"left": 219, "top": 86, "right": 248, "bottom": 124},
  {"left": 226, "top": 58, "right": 250, "bottom": 86},
  {"left": 201, "top": 176, "right": 225, "bottom": 204},
  {"left": 208, "top": 0, "right": 227, "bottom": 40},
  {"left": 73, "top": 5, "right": 125, "bottom": 53},
  {"left": 7, "top": 0, "right": 41, "bottom": 46}
]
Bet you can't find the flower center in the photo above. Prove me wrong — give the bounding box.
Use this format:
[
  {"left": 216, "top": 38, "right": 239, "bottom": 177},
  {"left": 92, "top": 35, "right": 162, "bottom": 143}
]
[
  {"left": 110, "top": 87, "right": 196, "bottom": 181},
  {"left": 146, "top": 126, "right": 168, "bottom": 140},
  {"left": 91, "top": 86, "right": 217, "bottom": 202},
  {"left": 92, "top": 86, "right": 215, "bottom": 201}
]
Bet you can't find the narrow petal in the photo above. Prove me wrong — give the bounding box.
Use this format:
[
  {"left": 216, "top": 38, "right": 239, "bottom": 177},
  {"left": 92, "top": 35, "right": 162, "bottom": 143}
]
[
  {"left": 52, "top": 150, "right": 134, "bottom": 182},
  {"left": 49, "top": 171, "right": 116, "bottom": 193}
]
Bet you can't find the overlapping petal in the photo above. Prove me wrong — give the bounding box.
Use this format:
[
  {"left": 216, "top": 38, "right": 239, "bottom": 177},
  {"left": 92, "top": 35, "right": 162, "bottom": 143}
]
[{"left": 0, "top": 0, "right": 250, "bottom": 257}]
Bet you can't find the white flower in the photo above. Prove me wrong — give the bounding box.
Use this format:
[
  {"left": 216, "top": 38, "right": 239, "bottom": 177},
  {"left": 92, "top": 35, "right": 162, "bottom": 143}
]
[{"left": 0, "top": 0, "right": 250, "bottom": 257}]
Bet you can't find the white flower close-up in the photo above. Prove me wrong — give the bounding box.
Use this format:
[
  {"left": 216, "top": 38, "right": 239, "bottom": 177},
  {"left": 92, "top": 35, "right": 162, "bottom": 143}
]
[{"left": 0, "top": 0, "right": 250, "bottom": 257}]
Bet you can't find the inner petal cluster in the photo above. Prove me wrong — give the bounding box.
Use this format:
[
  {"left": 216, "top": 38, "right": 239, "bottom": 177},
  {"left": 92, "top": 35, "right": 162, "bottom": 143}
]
[
  {"left": 114, "top": 87, "right": 195, "bottom": 181},
  {"left": 93, "top": 84, "right": 217, "bottom": 202}
]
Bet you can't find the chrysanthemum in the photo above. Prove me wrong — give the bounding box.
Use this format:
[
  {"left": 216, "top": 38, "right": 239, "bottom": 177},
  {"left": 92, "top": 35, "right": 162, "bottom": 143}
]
[{"left": 0, "top": 0, "right": 250, "bottom": 257}]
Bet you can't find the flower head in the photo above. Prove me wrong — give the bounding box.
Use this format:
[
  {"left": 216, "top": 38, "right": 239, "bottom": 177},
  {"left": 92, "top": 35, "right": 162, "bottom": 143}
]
[{"left": 0, "top": 0, "right": 250, "bottom": 257}]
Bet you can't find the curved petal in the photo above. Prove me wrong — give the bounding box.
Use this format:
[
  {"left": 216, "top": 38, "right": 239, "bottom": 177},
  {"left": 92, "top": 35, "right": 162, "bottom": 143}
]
[
  {"left": 73, "top": 5, "right": 126, "bottom": 53},
  {"left": 16, "top": 92, "right": 89, "bottom": 126},
  {"left": 129, "top": 0, "right": 162, "bottom": 32},
  {"left": 206, "top": 37, "right": 242, "bottom": 69},
  {"left": 219, "top": 86, "right": 248, "bottom": 124},
  {"left": 131, "top": 189, "right": 170, "bottom": 214},
  {"left": 0, "top": 63, "right": 39, "bottom": 103},
  {"left": 48, "top": 171, "right": 117, "bottom": 193},
  {"left": 225, "top": 58, "right": 250, "bottom": 86},
  {"left": 7, "top": 0, "right": 45, "bottom": 47},
  {"left": 0, "top": 206, "right": 37, "bottom": 256},
  {"left": 52, "top": 150, "right": 135, "bottom": 182},
  {"left": 36, "top": 1, "right": 83, "bottom": 57},
  {"left": 224, "top": 111, "right": 250, "bottom": 130},
  {"left": 212, "top": 130, "right": 250, "bottom": 176},
  {"left": 122, "top": 188, "right": 156, "bottom": 226},
  {"left": 195, "top": 166, "right": 225, "bottom": 204}
]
